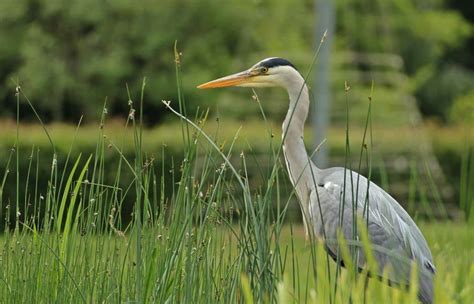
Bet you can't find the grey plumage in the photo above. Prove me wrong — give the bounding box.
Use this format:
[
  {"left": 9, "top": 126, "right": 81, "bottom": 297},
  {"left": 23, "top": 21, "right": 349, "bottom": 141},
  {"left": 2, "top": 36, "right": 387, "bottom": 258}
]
[{"left": 311, "top": 168, "right": 435, "bottom": 303}]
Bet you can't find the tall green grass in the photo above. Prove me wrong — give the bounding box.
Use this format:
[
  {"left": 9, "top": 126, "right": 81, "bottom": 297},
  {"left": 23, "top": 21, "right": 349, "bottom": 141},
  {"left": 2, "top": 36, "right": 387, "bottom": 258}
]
[
  {"left": 459, "top": 142, "right": 474, "bottom": 224},
  {"left": 0, "top": 52, "right": 472, "bottom": 303}
]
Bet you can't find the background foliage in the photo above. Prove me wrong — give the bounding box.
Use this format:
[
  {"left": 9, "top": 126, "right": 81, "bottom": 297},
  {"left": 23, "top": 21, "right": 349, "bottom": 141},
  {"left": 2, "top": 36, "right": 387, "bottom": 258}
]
[{"left": 0, "top": 0, "right": 472, "bottom": 123}]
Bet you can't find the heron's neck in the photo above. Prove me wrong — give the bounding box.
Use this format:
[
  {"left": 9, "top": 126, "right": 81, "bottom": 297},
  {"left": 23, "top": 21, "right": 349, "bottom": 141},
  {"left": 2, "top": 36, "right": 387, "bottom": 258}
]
[
  {"left": 282, "top": 80, "right": 319, "bottom": 190},
  {"left": 283, "top": 83, "right": 309, "bottom": 142}
]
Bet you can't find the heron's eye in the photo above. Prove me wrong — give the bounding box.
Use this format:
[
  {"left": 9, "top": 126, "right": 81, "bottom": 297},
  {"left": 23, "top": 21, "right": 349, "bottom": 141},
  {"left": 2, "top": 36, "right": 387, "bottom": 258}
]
[{"left": 260, "top": 67, "right": 269, "bottom": 74}]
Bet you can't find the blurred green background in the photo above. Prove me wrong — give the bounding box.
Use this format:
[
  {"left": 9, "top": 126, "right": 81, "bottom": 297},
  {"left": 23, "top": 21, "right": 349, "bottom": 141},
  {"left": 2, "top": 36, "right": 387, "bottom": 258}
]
[
  {"left": 0, "top": 0, "right": 472, "bottom": 123},
  {"left": 0, "top": 0, "right": 472, "bottom": 222}
]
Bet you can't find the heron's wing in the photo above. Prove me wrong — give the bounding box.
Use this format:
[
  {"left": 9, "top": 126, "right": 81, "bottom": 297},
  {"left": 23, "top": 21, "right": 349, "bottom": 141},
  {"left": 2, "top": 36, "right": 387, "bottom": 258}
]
[
  {"left": 310, "top": 184, "right": 412, "bottom": 276},
  {"left": 309, "top": 167, "right": 435, "bottom": 303},
  {"left": 318, "top": 167, "right": 434, "bottom": 267}
]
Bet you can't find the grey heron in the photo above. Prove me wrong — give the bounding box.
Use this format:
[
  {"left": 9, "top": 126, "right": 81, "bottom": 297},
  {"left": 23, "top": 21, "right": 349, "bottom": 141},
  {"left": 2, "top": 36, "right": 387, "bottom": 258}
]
[{"left": 198, "top": 57, "right": 435, "bottom": 303}]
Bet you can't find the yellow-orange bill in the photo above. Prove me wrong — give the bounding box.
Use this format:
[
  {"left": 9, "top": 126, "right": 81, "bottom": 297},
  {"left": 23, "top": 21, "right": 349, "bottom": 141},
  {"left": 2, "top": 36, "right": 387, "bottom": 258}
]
[{"left": 197, "top": 71, "right": 252, "bottom": 89}]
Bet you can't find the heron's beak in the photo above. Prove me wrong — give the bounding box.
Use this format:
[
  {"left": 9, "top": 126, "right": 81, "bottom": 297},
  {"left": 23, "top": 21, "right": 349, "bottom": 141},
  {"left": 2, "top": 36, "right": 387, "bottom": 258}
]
[{"left": 197, "top": 70, "right": 254, "bottom": 89}]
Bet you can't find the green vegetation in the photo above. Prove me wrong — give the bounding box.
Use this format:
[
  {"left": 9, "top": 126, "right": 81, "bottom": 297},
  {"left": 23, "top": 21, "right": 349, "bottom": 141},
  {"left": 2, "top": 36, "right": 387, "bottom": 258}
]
[
  {"left": 0, "top": 0, "right": 472, "bottom": 123},
  {"left": 0, "top": 55, "right": 472, "bottom": 303},
  {"left": 0, "top": 116, "right": 470, "bottom": 226},
  {"left": 1, "top": 223, "right": 472, "bottom": 302}
]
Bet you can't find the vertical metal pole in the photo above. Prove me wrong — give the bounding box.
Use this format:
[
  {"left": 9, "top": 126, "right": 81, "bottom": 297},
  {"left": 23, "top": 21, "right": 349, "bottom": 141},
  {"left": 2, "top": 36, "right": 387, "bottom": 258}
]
[{"left": 313, "top": 0, "right": 334, "bottom": 168}]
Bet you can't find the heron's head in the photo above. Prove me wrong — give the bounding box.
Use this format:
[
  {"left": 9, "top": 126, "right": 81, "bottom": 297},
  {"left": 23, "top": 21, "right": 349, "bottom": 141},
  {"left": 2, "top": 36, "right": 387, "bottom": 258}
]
[{"left": 197, "top": 57, "right": 301, "bottom": 90}]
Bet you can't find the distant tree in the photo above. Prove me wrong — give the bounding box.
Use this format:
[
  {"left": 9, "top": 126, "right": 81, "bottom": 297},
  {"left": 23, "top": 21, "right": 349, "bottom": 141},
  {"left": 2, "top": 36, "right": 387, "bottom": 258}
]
[
  {"left": 0, "top": 0, "right": 267, "bottom": 123},
  {"left": 337, "top": 0, "right": 472, "bottom": 121},
  {"left": 0, "top": 0, "right": 470, "bottom": 123}
]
